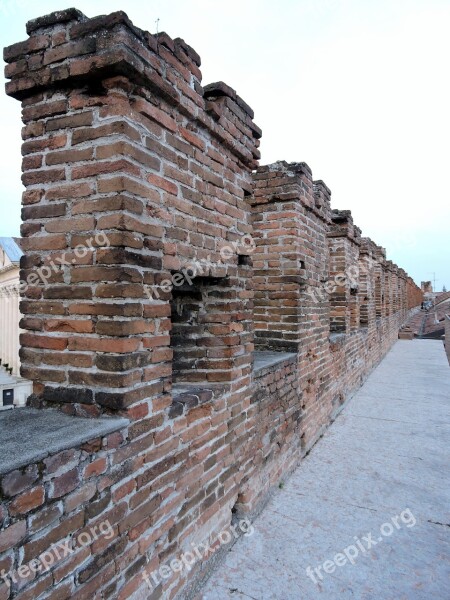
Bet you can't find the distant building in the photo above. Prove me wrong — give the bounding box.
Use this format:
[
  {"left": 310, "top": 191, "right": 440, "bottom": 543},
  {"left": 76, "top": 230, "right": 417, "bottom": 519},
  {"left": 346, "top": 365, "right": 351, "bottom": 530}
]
[
  {"left": 0, "top": 237, "right": 31, "bottom": 408},
  {"left": 421, "top": 281, "right": 433, "bottom": 294}
]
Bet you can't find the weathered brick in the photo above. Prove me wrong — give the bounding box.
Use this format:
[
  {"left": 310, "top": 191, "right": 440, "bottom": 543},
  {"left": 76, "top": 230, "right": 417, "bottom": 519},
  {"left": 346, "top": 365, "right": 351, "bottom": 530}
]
[
  {"left": 22, "top": 167, "right": 65, "bottom": 186},
  {"left": 22, "top": 99, "right": 67, "bottom": 121},
  {"left": 28, "top": 503, "right": 63, "bottom": 534},
  {"left": 1, "top": 465, "right": 38, "bottom": 497},
  {"left": 0, "top": 520, "right": 27, "bottom": 553},
  {"left": 23, "top": 511, "right": 84, "bottom": 562},
  {"left": 83, "top": 457, "right": 107, "bottom": 478},
  {"left": 45, "top": 216, "right": 95, "bottom": 233},
  {"left": 147, "top": 173, "right": 178, "bottom": 195},
  {"left": 20, "top": 235, "right": 67, "bottom": 251},
  {"left": 9, "top": 486, "right": 45, "bottom": 515},
  {"left": 46, "top": 111, "right": 93, "bottom": 132},
  {"left": 71, "top": 121, "right": 140, "bottom": 145},
  {"left": 4, "top": 35, "right": 49, "bottom": 62},
  {"left": 2, "top": 10, "right": 422, "bottom": 600},
  {"left": 45, "top": 182, "right": 94, "bottom": 200},
  {"left": 20, "top": 333, "right": 67, "bottom": 350},
  {"left": 46, "top": 146, "right": 93, "bottom": 165},
  {"left": 43, "top": 318, "right": 93, "bottom": 333},
  {"left": 21, "top": 134, "right": 67, "bottom": 155},
  {"left": 49, "top": 468, "right": 81, "bottom": 499},
  {"left": 44, "top": 449, "right": 80, "bottom": 475}
]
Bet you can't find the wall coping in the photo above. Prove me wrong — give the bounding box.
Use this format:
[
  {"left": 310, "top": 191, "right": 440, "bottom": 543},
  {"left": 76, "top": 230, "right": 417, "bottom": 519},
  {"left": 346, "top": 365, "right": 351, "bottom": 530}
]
[
  {"left": 253, "top": 351, "right": 297, "bottom": 376},
  {"left": 0, "top": 407, "right": 128, "bottom": 475}
]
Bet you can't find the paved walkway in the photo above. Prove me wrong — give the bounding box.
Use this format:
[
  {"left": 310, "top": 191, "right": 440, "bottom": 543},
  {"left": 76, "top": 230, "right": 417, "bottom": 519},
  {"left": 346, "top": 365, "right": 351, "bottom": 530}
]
[{"left": 201, "top": 340, "right": 450, "bottom": 600}]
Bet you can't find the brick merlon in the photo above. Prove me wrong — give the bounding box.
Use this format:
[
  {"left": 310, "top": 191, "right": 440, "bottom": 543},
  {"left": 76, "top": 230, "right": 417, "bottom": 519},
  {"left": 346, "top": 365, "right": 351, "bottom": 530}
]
[
  {"left": 255, "top": 161, "right": 312, "bottom": 178},
  {"left": 26, "top": 7, "right": 87, "bottom": 34},
  {"left": 373, "top": 244, "right": 386, "bottom": 261},
  {"left": 360, "top": 237, "right": 378, "bottom": 255},
  {"left": 4, "top": 7, "right": 261, "bottom": 167},
  {"left": 313, "top": 179, "right": 331, "bottom": 198},
  {"left": 328, "top": 209, "right": 361, "bottom": 244},
  {"left": 331, "top": 209, "right": 353, "bottom": 224},
  {"left": 203, "top": 81, "right": 255, "bottom": 120}
]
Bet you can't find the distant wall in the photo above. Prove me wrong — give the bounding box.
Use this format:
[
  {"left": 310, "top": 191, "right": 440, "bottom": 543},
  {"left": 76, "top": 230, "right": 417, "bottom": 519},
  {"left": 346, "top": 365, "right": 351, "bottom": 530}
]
[{"left": 251, "top": 161, "right": 422, "bottom": 450}]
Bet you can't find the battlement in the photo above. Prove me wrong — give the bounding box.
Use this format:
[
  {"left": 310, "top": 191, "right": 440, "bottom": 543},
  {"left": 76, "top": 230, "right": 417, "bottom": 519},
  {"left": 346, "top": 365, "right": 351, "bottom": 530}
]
[
  {"left": 4, "top": 9, "right": 260, "bottom": 169},
  {"left": 0, "top": 10, "right": 423, "bottom": 600}
]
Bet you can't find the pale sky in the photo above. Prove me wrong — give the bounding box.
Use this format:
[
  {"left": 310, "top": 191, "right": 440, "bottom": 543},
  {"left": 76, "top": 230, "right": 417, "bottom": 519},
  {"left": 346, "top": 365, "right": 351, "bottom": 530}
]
[{"left": 1, "top": 0, "right": 449, "bottom": 289}]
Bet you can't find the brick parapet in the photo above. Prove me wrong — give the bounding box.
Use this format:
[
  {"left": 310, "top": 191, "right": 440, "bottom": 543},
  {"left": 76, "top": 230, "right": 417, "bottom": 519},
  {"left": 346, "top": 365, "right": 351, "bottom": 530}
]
[
  {"left": 328, "top": 209, "right": 361, "bottom": 244},
  {"left": 1, "top": 10, "right": 424, "bottom": 600},
  {"left": 327, "top": 210, "right": 361, "bottom": 332},
  {"left": 250, "top": 161, "right": 331, "bottom": 351},
  {"left": 251, "top": 162, "right": 334, "bottom": 449},
  {"left": 358, "top": 237, "right": 377, "bottom": 327},
  {"left": 5, "top": 8, "right": 260, "bottom": 416}
]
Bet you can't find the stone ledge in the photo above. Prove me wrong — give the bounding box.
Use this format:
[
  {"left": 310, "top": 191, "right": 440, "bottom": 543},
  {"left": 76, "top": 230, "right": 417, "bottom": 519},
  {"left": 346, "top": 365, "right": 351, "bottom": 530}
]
[
  {"left": 329, "top": 333, "right": 347, "bottom": 351},
  {"left": 169, "top": 384, "right": 214, "bottom": 418},
  {"left": 26, "top": 8, "right": 86, "bottom": 34},
  {"left": 253, "top": 351, "right": 297, "bottom": 376},
  {"left": 0, "top": 407, "right": 128, "bottom": 475}
]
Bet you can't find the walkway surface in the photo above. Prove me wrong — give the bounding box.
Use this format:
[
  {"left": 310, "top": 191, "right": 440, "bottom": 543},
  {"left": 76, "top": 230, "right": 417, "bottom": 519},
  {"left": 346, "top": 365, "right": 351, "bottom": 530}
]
[{"left": 200, "top": 340, "right": 450, "bottom": 600}]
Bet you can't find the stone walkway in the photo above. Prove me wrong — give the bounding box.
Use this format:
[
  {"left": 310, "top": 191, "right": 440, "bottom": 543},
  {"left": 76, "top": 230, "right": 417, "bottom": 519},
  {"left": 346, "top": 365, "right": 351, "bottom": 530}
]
[{"left": 200, "top": 340, "right": 450, "bottom": 600}]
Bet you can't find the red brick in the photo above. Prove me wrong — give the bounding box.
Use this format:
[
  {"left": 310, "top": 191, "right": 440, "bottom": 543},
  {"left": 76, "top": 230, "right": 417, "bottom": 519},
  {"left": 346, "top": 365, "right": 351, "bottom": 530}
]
[
  {"left": 22, "top": 134, "right": 67, "bottom": 155},
  {"left": 28, "top": 504, "right": 63, "bottom": 534},
  {"left": 1, "top": 465, "right": 38, "bottom": 497},
  {"left": 9, "top": 486, "right": 45, "bottom": 515},
  {"left": 0, "top": 520, "right": 27, "bottom": 553},
  {"left": 22, "top": 168, "right": 65, "bottom": 186},
  {"left": 44, "top": 319, "right": 94, "bottom": 333},
  {"left": 20, "top": 333, "right": 68, "bottom": 350},
  {"left": 147, "top": 173, "right": 178, "bottom": 195},
  {"left": 64, "top": 482, "right": 97, "bottom": 514},
  {"left": 20, "top": 235, "right": 67, "bottom": 251},
  {"left": 67, "top": 337, "right": 140, "bottom": 353},
  {"left": 83, "top": 457, "right": 107, "bottom": 478},
  {"left": 45, "top": 216, "right": 95, "bottom": 233},
  {"left": 23, "top": 511, "right": 84, "bottom": 562},
  {"left": 46, "top": 111, "right": 93, "bottom": 132},
  {"left": 45, "top": 182, "right": 94, "bottom": 201},
  {"left": 49, "top": 468, "right": 81, "bottom": 499},
  {"left": 46, "top": 147, "right": 93, "bottom": 165}
]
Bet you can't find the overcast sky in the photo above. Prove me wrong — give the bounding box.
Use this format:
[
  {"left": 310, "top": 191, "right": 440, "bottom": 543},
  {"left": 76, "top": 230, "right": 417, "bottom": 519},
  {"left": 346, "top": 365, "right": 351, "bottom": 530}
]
[{"left": 1, "top": 0, "right": 448, "bottom": 289}]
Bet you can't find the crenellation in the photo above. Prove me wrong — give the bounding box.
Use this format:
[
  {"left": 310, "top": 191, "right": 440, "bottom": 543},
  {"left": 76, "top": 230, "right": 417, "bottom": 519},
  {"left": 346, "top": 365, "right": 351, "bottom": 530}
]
[{"left": 0, "top": 9, "right": 423, "bottom": 600}]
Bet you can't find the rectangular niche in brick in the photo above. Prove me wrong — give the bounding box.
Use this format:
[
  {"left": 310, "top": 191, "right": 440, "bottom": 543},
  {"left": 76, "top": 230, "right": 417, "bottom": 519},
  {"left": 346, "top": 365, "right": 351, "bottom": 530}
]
[
  {"left": 375, "top": 275, "right": 382, "bottom": 318},
  {"left": 170, "top": 276, "right": 227, "bottom": 384}
]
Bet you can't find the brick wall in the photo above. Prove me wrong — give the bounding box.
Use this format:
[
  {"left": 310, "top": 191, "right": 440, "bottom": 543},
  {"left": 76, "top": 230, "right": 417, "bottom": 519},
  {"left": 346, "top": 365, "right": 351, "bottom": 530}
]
[
  {"left": 250, "top": 161, "right": 422, "bottom": 451},
  {"left": 1, "top": 9, "right": 423, "bottom": 600},
  {"left": 237, "top": 354, "right": 299, "bottom": 512}
]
